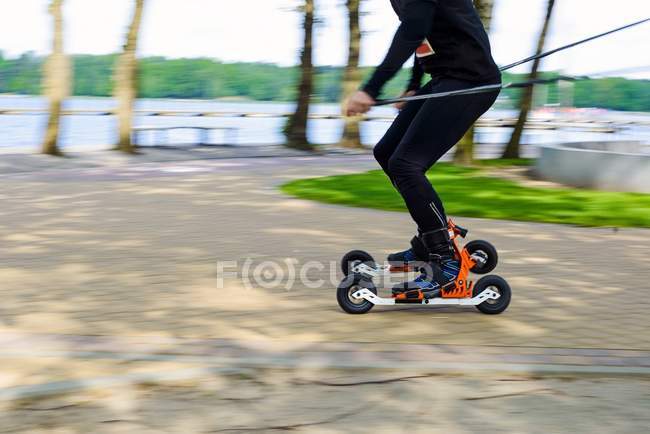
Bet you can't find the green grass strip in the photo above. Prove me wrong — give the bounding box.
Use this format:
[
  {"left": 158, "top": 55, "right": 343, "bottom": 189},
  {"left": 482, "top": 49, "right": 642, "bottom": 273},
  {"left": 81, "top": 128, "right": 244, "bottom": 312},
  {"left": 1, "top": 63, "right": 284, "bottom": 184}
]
[{"left": 281, "top": 163, "right": 650, "bottom": 228}]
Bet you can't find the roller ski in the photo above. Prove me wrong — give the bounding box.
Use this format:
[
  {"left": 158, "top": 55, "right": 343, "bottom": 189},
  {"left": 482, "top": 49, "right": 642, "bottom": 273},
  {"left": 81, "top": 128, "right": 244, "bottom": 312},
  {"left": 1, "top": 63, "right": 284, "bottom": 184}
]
[{"left": 337, "top": 220, "right": 511, "bottom": 315}]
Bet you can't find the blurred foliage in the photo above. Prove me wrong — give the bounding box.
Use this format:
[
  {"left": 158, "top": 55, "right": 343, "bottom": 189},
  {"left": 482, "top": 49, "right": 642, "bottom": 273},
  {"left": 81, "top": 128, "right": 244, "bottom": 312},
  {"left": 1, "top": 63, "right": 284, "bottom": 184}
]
[
  {"left": 73, "top": 54, "right": 116, "bottom": 98},
  {"left": 281, "top": 163, "right": 650, "bottom": 228},
  {"left": 0, "top": 52, "right": 42, "bottom": 94},
  {"left": 0, "top": 51, "right": 649, "bottom": 111},
  {"left": 573, "top": 77, "right": 650, "bottom": 112}
]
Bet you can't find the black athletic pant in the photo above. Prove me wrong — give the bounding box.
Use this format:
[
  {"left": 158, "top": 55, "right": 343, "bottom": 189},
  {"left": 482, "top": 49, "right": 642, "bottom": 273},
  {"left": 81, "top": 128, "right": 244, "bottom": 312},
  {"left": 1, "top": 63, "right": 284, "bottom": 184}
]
[{"left": 374, "top": 77, "right": 500, "bottom": 233}]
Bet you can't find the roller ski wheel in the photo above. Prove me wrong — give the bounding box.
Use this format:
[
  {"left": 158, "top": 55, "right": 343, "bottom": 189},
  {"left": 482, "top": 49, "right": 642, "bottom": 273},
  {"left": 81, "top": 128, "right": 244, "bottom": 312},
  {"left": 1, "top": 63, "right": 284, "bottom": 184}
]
[
  {"left": 341, "top": 250, "right": 376, "bottom": 276},
  {"left": 337, "top": 275, "right": 377, "bottom": 314},
  {"left": 465, "top": 240, "right": 498, "bottom": 275},
  {"left": 473, "top": 275, "right": 511, "bottom": 315}
]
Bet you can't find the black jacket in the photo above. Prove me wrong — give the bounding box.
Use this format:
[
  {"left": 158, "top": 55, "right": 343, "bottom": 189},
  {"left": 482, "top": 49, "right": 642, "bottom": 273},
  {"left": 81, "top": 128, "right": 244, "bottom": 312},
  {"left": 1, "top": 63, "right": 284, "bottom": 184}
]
[{"left": 363, "top": 0, "right": 501, "bottom": 98}]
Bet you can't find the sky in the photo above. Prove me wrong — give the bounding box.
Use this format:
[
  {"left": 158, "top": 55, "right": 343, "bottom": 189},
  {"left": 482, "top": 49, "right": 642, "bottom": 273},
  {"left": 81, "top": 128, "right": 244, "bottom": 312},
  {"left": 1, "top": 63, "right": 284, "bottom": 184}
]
[{"left": 0, "top": 0, "right": 649, "bottom": 78}]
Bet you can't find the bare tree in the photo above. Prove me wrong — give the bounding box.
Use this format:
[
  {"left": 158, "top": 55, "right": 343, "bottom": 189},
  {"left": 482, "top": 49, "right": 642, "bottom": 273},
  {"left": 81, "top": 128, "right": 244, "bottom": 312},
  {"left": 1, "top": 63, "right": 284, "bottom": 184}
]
[
  {"left": 284, "top": 0, "right": 315, "bottom": 151},
  {"left": 42, "top": 0, "right": 71, "bottom": 156},
  {"left": 453, "top": 0, "right": 495, "bottom": 165},
  {"left": 114, "top": 0, "right": 145, "bottom": 153},
  {"left": 502, "top": 0, "right": 556, "bottom": 159},
  {"left": 339, "top": 0, "right": 363, "bottom": 149}
]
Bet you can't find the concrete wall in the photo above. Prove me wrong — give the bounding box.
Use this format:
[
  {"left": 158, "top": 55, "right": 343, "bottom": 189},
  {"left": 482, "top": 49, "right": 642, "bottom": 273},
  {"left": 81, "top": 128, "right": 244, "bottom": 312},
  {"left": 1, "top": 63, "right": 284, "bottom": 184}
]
[{"left": 536, "top": 141, "right": 650, "bottom": 193}]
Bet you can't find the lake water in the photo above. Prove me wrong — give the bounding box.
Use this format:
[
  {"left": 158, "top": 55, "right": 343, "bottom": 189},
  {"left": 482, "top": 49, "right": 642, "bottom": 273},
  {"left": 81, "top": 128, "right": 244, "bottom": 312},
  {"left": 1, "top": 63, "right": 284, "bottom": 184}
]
[{"left": 1, "top": 95, "right": 649, "bottom": 153}]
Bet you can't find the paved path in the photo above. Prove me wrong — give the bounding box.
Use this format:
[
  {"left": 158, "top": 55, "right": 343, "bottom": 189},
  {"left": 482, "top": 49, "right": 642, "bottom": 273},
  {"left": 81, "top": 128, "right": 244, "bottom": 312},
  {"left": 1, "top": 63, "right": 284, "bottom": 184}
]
[
  {"left": 2, "top": 154, "right": 648, "bottom": 349},
  {"left": 1, "top": 152, "right": 650, "bottom": 430}
]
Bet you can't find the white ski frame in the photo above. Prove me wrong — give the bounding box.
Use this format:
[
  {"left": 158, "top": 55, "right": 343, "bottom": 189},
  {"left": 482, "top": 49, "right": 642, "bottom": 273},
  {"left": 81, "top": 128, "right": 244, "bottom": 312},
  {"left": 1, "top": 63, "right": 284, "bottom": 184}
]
[{"left": 351, "top": 287, "right": 500, "bottom": 306}]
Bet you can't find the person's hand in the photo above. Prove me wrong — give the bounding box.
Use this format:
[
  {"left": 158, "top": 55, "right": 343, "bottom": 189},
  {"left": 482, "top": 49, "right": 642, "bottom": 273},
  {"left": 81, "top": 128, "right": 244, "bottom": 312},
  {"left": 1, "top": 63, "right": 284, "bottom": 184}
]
[
  {"left": 344, "top": 91, "right": 375, "bottom": 117},
  {"left": 394, "top": 90, "right": 416, "bottom": 111}
]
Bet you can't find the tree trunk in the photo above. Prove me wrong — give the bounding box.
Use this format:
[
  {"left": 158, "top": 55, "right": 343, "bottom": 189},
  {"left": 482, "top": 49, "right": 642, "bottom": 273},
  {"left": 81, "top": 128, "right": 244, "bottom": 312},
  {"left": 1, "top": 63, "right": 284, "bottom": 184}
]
[
  {"left": 453, "top": 0, "right": 495, "bottom": 166},
  {"left": 114, "top": 0, "right": 145, "bottom": 154},
  {"left": 339, "top": 0, "right": 363, "bottom": 149},
  {"left": 42, "top": 0, "right": 70, "bottom": 156},
  {"left": 502, "top": 0, "right": 556, "bottom": 159},
  {"left": 284, "top": 0, "right": 315, "bottom": 151}
]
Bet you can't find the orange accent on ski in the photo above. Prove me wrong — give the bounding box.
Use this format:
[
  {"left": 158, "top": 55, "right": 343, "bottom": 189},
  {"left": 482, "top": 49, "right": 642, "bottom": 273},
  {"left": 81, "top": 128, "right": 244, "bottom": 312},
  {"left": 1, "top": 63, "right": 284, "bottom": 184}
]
[
  {"left": 393, "top": 290, "right": 424, "bottom": 302},
  {"left": 389, "top": 265, "right": 414, "bottom": 273},
  {"left": 441, "top": 219, "right": 475, "bottom": 299}
]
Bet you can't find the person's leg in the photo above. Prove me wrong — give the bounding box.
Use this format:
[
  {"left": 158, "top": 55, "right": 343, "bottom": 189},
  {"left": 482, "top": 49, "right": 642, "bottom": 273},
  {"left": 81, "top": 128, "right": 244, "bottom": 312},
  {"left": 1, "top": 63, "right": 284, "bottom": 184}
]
[
  {"left": 388, "top": 78, "right": 499, "bottom": 294},
  {"left": 388, "top": 78, "right": 499, "bottom": 233},
  {"left": 373, "top": 81, "right": 433, "bottom": 181},
  {"left": 373, "top": 82, "right": 438, "bottom": 264}
]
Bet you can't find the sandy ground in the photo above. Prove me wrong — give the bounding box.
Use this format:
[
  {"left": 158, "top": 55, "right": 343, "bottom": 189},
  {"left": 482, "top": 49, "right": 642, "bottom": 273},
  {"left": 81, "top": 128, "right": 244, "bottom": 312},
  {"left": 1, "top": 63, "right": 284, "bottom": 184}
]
[{"left": 2, "top": 368, "right": 650, "bottom": 434}]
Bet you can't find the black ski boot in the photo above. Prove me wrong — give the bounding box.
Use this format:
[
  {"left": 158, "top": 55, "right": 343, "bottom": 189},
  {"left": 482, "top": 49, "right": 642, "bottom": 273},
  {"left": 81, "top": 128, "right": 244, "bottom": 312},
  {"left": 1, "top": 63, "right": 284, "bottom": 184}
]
[
  {"left": 392, "top": 228, "right": 460, "bottom": 298},
  {"left": 387, "top": 233, "right": 428, "bottom": 264}
]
